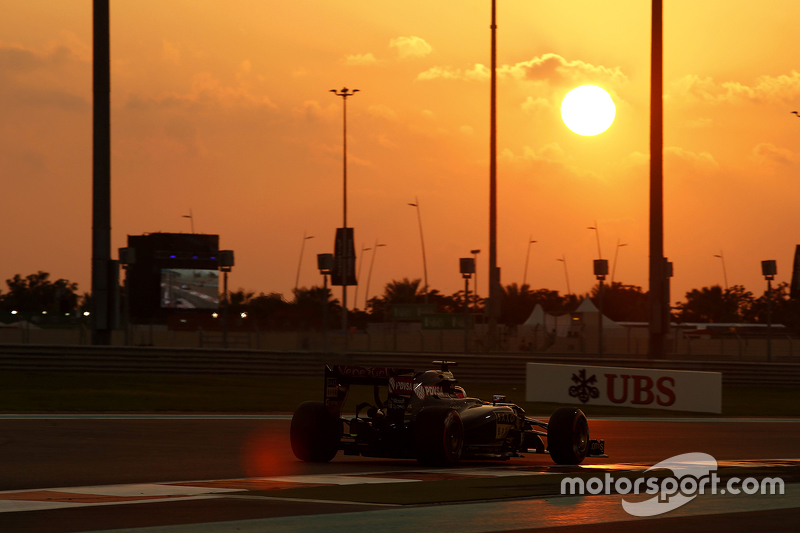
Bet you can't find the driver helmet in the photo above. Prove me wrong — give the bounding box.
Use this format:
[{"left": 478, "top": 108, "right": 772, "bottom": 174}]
[{"left": 453, "top": 386, "right": 467, "bottom": 398}]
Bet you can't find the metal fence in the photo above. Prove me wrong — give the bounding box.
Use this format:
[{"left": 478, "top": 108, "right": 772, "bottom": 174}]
[{"left": 1, "top": 344, "right": 799, "bottom": 386}]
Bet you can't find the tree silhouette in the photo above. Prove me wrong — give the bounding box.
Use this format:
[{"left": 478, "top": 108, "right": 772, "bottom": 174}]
[
  {"left": 383, "top": 278, "right": 424, "bottom": 304},
  {"left": 227, "top": 289, "right": 255, "bottom": 315},
  {"left": 364, "top": 278, "right": 425, "bottom": 322},
  {"left": 590, "top": 282, "right": 649, "bottom": 322},
  {"left": 500, "top": 283, "right": 532, "bottom": 325},
  {"left": 738, "top": 282, "right": 800, "bottom": 332},
  {"left": 673, "top": 285, "right": 754, "bottom": 323},
  {"left": 0, "top": 272, "right": 80, "bottom": 314},
  {"left": 293, "top": 286, "right": 340, "bottom": 329}
]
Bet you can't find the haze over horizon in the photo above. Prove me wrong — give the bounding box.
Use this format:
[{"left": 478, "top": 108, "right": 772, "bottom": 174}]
[{"left": 2, "top": 1, "right": 799, "bottom": 308}]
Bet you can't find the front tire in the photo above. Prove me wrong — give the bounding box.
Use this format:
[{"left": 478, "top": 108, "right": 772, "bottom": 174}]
[
  {"left": 290, "top": 401, "right": 341, "bottom": 462},
  {"left": 414, "top": 407, "right": 464, "bottom": 466},
  {"left": 547, "top": 407, "right": 589, "bottom": 465}
]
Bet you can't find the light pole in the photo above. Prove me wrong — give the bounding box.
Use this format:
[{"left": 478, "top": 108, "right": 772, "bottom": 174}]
[
  {"left": 330, "top": 87, "right": 358, "bottom": 333},
  {"left": 364, "top": 241, "right": 387, "bottom": 310},
  {"left": 317, "top": 253, "right": 334, "bottom": 352},
  {"left": 354, "top": 243, "right": 371, "bottom": 310},
  {"left": 471, "top": 249, "right": 481, "bottom": 312},
  {"left": 182, "top": 209, "right": 194, "bottom": 233},
  {"left": 714, "top": 251, "right": 729, "bottom": 290},
  {"left": 91, "top": 0, "right": 112, "bottom": 346},
  {"left": 408, "top": 197, "right": 429, "bottom": 303},
  {"left": 594, "top": 259, "right": 609, "bottom": 356},
  {"left": 556, "top": 255, "right": 571, "bottom": 296},
  {"left": 218, "top": 250, "right": 234, "bottom": 349},
  {"left": 762, "top": 260, "right": 777, "bottom": 362},
  {"left": 587, "top": 221, "right": 602, "bottom": 259},
  {"left": 294, "top": 231, "right": 314, "bottom": 294},
  {"left": 460, "top": 258, "right": 476, "bottom": 353},
  {"left": 488, "top": 0, "right": 500, "bottom": 351},
  {"left": 523, "top": 238, "right": 537, "bottom": 287},
  {"left": 611, "top": 240, "right": 627, "bottom": 284},
  {"left": 648, "top": 0, "right": 668, "bottom": 359}
]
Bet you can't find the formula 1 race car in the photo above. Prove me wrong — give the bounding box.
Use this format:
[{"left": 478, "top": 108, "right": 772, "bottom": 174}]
[{"left": 290, "top": 361, "right": 605, "bottom": 466}]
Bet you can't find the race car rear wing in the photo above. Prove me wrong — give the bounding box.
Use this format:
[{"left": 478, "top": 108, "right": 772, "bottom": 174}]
[{"left": 324, "top": 365, "right": 414, "bottom": 415}]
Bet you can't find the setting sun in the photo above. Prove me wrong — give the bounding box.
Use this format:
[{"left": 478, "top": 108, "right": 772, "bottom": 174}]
[{"left": 561, "top": 85, "right": 616, "bottom": 136}]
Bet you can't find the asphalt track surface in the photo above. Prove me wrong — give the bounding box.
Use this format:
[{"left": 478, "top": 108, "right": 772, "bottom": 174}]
[{"left": 2, "top": 416, "right": 799, "bottom": 532}]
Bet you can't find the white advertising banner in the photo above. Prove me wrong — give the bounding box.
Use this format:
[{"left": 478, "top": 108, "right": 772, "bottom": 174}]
[{"left": 526, "top": 363, "right": 722, "bottom": 414}]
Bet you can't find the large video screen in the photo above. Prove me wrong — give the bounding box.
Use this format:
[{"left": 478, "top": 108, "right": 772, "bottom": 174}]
[{"left": 160, "top": 269, "right": 220, "bottom": 309}]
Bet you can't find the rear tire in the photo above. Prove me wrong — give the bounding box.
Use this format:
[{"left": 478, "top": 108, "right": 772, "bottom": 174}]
[
  {"left": 290, "top": 401, "right": 341, "bottom": 462},
  {"left": 414, "top": 407, "right": 464, "bottom": 466},
  {"left": 547, "top": 407, "right": 589, "bottom": 465}
]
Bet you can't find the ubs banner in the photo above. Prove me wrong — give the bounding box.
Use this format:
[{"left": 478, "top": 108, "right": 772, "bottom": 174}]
[{"left": 526, "top": 363, "right": 722, "bottom": 414}]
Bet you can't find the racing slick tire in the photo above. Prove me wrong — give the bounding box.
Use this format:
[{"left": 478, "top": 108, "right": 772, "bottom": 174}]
[
  {"left": 547, "top": 407, "right": 589, "bottom": 465},
  {"left": 290, "top": 401, "right": 342, "bottom": 462},
  {"left": 414, "top": 407, "right": 464, "bottom": 466}
]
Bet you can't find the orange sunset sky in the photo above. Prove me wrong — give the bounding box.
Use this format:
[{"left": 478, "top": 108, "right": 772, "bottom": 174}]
[{"left": 2, "top": 1, "right": 800, "bottom": 310}]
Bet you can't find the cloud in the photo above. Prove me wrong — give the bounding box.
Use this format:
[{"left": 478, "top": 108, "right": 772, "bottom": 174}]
[
  {"left": 389, "top": 36, "right": 432, "bottom": 59},
  {"left": 0, "top": 42, "right": 74, "bottom": 74},
  {"left": 623, "top": 148, "right": 723, "bottom": 175},
  {"left": 0, "top": 41, "right": 89, "bottom": 112},
  {"left": 368, "top": 104, "right": 398, "bottom": 121},
  {"left": 686, "top": 117, "right": 713, "bottom": 128},
  {"left": 342, "top": 53, "right": 380, "bottom": 67},
  {"left": 671, "top": 71, "right": 800, "bottom": 104},
  {"left": 377, "top": 134, "right": 398, "bottom": 149},
  {"left": 752, "top": 142, "right": 795, "bottom": 169},
  {"left": 417, "top": 53, "right": 627, "bottom": 86},
  {"left": 0, "top": 148, "right": 48, "bottom": 176},
  {"left": 503, "top": 143, "right": 567, "bottom": 164},
  {"left": 12, "top": 88, "right": 89, "bottom": 113},
  {"left": 417, "top": 63, "right": 488, "bottom": 81},
  {"left": 502, "top": 53, "right": 628, "bottom": 84},
  {"left": 417, "top": 65, "right": 464, "bottom": 81},
  {"left": 521, "top": 96, "right": 550, "bottom": 113},
  {"left": 126, "top": 71, "right": 277, "bottom": 111},
  {"left": 162, "top": 40, "right": 180, "bottom": 65},
  {"left": 665, "top": 146, "right": 719, "bottom": 173},
  {"left": 622, "top": 151, "right": 648, "bottom": 169},
  {"left": 291, "top": 100, "right": 339, "bottom": 122},
  {"left": 164, "top": 116, "right": 198, "bottom": 150}
]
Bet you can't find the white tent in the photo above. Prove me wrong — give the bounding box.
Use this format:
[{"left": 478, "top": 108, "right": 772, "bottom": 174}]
[
  {"left": 572, "top": 297, "right": 623, "bottom": 329},
  {"left": 521, "top": 304, "right": 571, "bottom": 337}
]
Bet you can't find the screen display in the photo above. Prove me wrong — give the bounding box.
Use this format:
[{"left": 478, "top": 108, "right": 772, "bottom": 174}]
[{"left": 160, "top": 269, "right": 220, "bottom": 309}]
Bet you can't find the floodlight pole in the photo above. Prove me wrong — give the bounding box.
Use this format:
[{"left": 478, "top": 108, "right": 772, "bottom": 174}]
[
  {"left": 471, "top": 249, "right": 481, "bottom": 312},
  {"left": 648, "top": 0, "right": 668, "bottom": 359},
  {"left": 488, "top": 0, "right": 500, "bottom": 351},
  {"left": 222, "top": 270, "right": 229, "bottom": 349},
  {"left": 766, "top": 277, "right": 772, "bottom": 362},
  {"left": 295, "top": 231, "right": 314, "bottom": 293},
  {"left": 331, "top": 87, "right": 359, "bottom": 338},
  {"left": 354, "top": 243, "right": 371, "bottom": 309},
  {"left": 91, "top": 0, "right": 113, "bottom": 346},
  {"left": 408, "top": 198, "right": 429, "bottom": 303},
  {"left": 523, "top": 238, "right": 537, "bottom": 287}
]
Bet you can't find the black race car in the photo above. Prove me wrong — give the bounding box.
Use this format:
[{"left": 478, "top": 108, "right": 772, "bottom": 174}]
[{"left": 290, "top": 361, "right": 605, "bottom": 466}]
